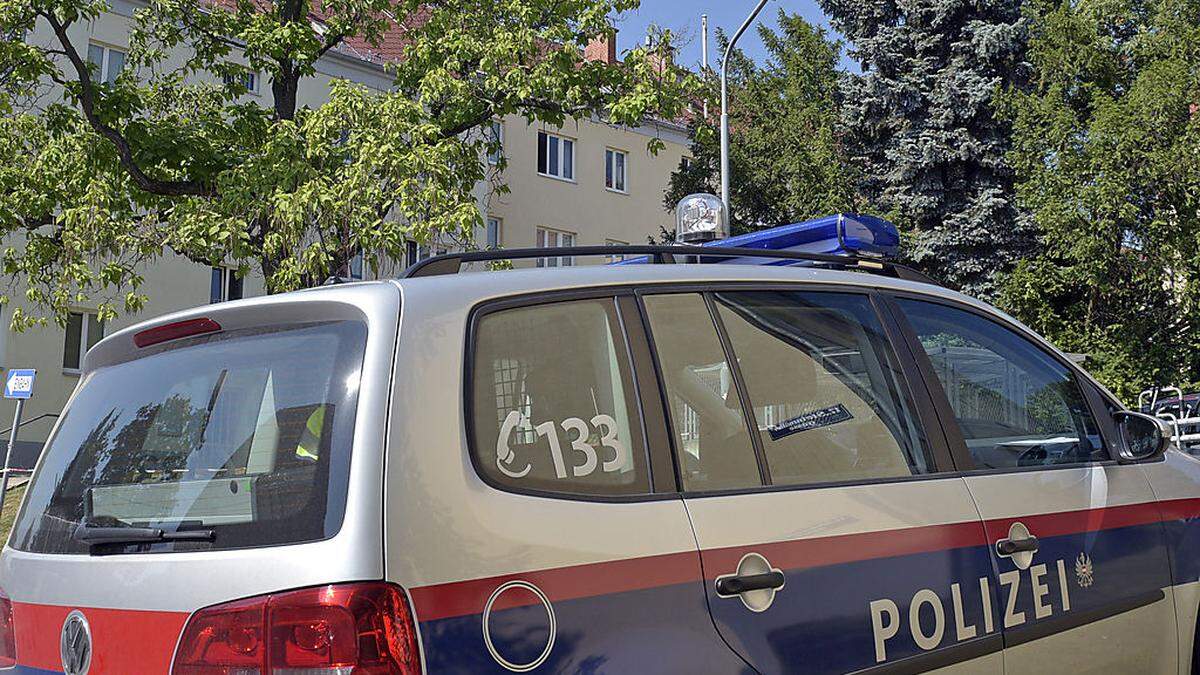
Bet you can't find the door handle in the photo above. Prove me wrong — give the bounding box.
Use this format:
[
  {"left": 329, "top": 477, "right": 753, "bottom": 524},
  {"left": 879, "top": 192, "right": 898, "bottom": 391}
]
[
  {"left": 714, "top": 552, "right": 785, "bottom": 611},
  {"left": 715, "top": 570, "right": 786, "bottom": 596},
  {"left": 996, "top": 535, "right": 1039, "bottom": 556}
]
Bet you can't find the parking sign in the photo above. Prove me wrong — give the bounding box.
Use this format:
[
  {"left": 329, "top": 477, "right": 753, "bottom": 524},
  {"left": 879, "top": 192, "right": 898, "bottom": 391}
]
[{"left": 4, "top": 369, "right": 35, "bottom": 399}]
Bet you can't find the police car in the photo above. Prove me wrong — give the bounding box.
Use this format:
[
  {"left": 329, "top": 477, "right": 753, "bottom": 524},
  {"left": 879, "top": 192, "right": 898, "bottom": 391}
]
[{"left": 1, "top": 194, "right": 1196, "bottom": 675}]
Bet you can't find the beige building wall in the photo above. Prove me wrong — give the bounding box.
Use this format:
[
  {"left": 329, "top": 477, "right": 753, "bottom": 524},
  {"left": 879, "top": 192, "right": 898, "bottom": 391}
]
[
  {"left": 5, "top": 4, "right": 691, "bottom": 454},
  {"left": 485, "top": 115, "right": 690, "bottom": 254}
]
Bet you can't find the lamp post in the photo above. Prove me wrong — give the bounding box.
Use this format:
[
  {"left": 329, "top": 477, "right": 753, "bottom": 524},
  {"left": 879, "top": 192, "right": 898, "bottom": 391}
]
[{"left": 720, "top": 0, "right": 770, "bottom": 218}]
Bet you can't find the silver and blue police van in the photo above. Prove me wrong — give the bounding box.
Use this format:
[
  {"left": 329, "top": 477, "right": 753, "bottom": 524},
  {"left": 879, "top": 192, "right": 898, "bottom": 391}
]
[{"left": 0, "top": 194, "right": 1196, "bottom": 674}]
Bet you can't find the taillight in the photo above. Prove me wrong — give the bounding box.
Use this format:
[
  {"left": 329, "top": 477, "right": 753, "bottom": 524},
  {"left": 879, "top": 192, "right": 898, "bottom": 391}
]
[
  {"left": 0, "top": 587, "right": 16, "bottom": 668},
  {"left": 172, "top": 582, "right": 421, "bottom": 675},
  {"left": 134, "top": 317, "right": 222, "bottom": 348}
]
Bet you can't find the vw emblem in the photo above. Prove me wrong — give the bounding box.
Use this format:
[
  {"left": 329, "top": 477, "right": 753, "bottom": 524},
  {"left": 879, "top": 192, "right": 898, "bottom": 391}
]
[{"left": 60, "top": 610, "right": 92, "bottom": 675}]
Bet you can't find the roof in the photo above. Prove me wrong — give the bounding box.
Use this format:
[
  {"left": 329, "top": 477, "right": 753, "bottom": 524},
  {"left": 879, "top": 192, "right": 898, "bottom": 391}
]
[
  {"left": 392, "top": 262, "right": 956, "bottom": 307},
  {"left": 314, "top": 7, "right": 429, "bottom": 66},
  {"left": 202, "top": 0, "right": 427, "bottom": 66}
]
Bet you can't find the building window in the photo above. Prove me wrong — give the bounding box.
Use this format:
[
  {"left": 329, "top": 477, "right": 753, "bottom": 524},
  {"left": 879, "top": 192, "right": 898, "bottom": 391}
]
[
  {"left": 537, "top": 131, "right": 575, "bottom": 181},
  {"left": 486, "top": 217, "right": 502, "bottom": 249},
  {"left": 210, "top": 266, "right": 244, "bottom": 304},
  {"left": 405, "top": 240, "right": 436, "bottom": 266},
  {"left": 222, "top": 70, "right": 258, "bottom": 94},
  {"left": 605, "top": 239, "right": 628, "bottom": 263},
  {"left": 605, "top": 148, "right": 627, "bottom": 193},
  {"left": 346, "top": 250, "right": 364, "bottom": 280},
  {"left": 63, "top": 311, "right": 104, "bottom": 372},
  {"left": 487, "top": 120, "right": 503, "bottom": 165},
  {"left": 681, "top": 156, "right": 694, "bottom": 171},
  {"left": 536, "top": 227, "right": 575, "bottom": 267},
  {"left": 86, "top": 42, "right": 126, "bottom": 85}
]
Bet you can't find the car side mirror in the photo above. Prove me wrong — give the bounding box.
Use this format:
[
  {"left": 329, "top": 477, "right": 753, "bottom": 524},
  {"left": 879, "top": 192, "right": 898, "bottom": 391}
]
[{"left": 1112, "top": 411, "right": 1170, "bottom": 462}]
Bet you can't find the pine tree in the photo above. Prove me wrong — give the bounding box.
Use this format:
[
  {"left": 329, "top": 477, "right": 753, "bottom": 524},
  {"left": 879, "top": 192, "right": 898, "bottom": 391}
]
[{"left": 819, "top": 0, "right": 1035, "bottom": 296}]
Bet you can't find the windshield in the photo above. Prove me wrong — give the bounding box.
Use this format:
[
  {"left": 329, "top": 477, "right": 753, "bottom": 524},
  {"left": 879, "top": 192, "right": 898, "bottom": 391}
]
[{"left": 10, "top": 321, "right": 367, "bottom": 554}]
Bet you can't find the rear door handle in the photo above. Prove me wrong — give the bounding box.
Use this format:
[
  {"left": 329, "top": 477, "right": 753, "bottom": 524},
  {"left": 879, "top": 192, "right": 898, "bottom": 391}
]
[
  {"left": 996, "top": 535, "right": 1039, "bottom": 556},
  {"left": 715, "top": 571, "right": 786, "bottom": 596}
]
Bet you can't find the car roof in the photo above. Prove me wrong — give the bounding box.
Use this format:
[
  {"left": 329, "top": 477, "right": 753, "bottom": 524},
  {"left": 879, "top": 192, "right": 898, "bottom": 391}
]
[{"left": 390, "top": 263, "right": 984, "bottom": 312}]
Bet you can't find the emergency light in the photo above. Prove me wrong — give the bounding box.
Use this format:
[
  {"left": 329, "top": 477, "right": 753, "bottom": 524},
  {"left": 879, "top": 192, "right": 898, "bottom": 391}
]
[
  {"left": 620, "top": 207, "right": 901, "bottom": 266},
  {"left": 675, "top": 193, "right": 729, "bottom": 243},
  {"left": 703, "top": 212, "right": 900, "bottom": 264}
]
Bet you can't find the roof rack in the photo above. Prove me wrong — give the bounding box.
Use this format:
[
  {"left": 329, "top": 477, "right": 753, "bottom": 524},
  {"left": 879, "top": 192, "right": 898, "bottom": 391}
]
[{"left": 400, "top": 244, "right": 939, "bottom": 285}]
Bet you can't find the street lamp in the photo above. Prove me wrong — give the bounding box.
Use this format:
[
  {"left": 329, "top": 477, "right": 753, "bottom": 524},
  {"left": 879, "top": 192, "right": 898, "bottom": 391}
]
[{"left": 720, "top": 0, "right": 771, "bottom": 218}]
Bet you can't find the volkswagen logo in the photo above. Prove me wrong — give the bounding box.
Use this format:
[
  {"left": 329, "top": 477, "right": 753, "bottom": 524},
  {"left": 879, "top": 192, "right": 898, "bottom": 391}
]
[{"left": 59, "top": 610, "right": 92, "bottom": 675}]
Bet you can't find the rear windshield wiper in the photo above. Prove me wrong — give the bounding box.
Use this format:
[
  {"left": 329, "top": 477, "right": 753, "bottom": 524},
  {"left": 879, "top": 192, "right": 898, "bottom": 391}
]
[{"left": 73, "top": 523, "right": 215, "bottom": 547}]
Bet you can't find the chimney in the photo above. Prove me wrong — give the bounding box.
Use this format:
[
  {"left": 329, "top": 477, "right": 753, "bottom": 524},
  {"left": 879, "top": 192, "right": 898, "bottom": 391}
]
[
  {"left": 646, "top": 37, "right": 674, "bottom": 76},
  {"left": 585, "top": 29, "right": 618, "bottom": 64}
]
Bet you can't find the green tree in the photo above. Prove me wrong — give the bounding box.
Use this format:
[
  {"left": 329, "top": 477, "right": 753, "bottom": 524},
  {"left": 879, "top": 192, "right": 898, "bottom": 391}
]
[
  {"left": 0, "top": 0, "right": 695, "bottom": 328},
  {"left": 663, "top": 11, "right": 859, "bottom": 235},
  {"left": 819, "top": 0, "right": 1035, "bottom": 297},
  {"left": 998, "top": 0, "right": 1200, "bottom": 401}
]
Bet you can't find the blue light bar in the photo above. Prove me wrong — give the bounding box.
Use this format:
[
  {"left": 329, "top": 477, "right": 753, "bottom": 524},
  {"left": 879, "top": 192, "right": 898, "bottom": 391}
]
[{"left": 614, "top": 213, "right": 900, "bottom": 266}]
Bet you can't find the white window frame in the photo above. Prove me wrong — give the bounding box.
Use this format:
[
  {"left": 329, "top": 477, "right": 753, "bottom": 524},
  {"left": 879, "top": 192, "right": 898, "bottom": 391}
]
[
  {"left": 210, "top": 266, "right": 243, "bottom": 303},
  {"left": 605, "top": 148, "right": 628, "bottom": 193},
  {"left": 486, "top": 217, "right": 503, "bottom": 249},
  {"left": 487, "top": 120, "right": 504, "bottom": 165},
  {"left": 536, "top": 227, "right": 576, "bottom": 267},
  {"left": 86, "top": 42, "right": 126, "bottom": 85},
  {"left": 222, "top": 69, "right": 260, "bottom": 95},
  {"left": 62, "top": 310, "right": 104, "bottom": 374},
  {"left": 605, "top": 239, "right": 628, "bottom": 263},
  {"left": 537, "top": 131, "right": 575, "bottom": 182}
]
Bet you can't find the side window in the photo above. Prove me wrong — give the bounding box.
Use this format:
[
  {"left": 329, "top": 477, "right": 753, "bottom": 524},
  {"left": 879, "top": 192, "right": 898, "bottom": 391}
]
[
  {"left": 643, "top": 293, "right": 762, "bottom": 492},
  {"left": 713, "top": 291, "right": 932, "bottom": 486},
  {"left": 470, "top": 298, "right": 649, "bottom": 497},
  {"left": 896, "top": 299, "right": 1106, "bottom": 469}
]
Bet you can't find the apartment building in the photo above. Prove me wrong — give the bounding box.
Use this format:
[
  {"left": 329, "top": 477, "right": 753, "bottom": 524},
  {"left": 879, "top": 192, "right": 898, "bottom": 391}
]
[{"left": 2, "top": 5, "right": 692, "bottom": 462}]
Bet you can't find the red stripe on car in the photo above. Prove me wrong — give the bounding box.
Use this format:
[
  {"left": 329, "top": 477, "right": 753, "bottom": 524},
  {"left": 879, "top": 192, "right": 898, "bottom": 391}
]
[
  {"left": 13, "top": 602, "right": 188, "bottom": 673},
  {"left": 410, "top": 500, "right": 1186, "bottom": 622}
]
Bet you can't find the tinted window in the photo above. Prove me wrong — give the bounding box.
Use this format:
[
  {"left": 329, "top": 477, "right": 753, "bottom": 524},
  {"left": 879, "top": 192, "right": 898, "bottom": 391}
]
[
  {"left": 11, "top": 321, "right": 366, "bottom": 554},
  {"left": 897, "top": 299, "right": 1105, "bottom": 469},
  {"left": 643, "top": 293, "right": 761, "bottom": 491},
  {"left": 470, "top": 299, "right": 649, "bottom": 497},
  {"left": 714, "top": 291, "right": 931, "bottom": 485}
]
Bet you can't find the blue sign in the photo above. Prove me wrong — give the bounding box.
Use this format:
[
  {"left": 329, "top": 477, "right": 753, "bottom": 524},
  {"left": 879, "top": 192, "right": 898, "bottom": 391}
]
[{"left": 4, "top": 369, "right": 36, "bottom": 399}]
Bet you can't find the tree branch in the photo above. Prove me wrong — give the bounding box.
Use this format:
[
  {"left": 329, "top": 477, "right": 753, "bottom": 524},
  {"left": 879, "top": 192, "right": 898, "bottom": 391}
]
[
  {"left": 176, "top": 9, "right": 244, "bottom": 52},
  {"left": 42, "top": 10, "right": 215, "bottom": 198},
  {"left": 315, "top": 32, "right": 348, "bottom": 59}
]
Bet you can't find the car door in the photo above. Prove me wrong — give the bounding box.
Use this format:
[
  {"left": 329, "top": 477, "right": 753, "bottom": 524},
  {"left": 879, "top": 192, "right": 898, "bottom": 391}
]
[
  {"left": 638, "top": 287, "right": 1003, "bottom": 674},
  {"left": 389, "top": 291, "right": 750, "bottom": 674},
  {"left": 889, "top": 295, "right": 1178, "bottom": 674}
]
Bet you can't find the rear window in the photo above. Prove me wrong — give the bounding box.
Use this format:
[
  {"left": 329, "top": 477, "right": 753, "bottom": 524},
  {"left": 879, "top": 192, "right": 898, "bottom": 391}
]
[{"left": 10, "top": 321, "right": 367, "bottom": 554}]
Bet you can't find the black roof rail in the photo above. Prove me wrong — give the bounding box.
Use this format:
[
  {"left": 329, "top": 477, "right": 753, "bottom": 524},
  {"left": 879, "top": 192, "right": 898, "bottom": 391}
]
[{"left": 399, "top": 244, "right": 940, "bottom": 286}]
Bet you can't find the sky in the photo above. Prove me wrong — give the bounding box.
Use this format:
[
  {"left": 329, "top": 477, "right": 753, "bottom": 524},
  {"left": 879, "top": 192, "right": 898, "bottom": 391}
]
[{"left": 613, "top": 0, "right": 859, "bottom": 72}]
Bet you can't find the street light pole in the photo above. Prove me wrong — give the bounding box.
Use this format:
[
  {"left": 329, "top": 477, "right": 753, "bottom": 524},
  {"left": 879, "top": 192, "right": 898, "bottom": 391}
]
[{"left": 720, "top": 0, "right": 770, "bottom": 218}]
